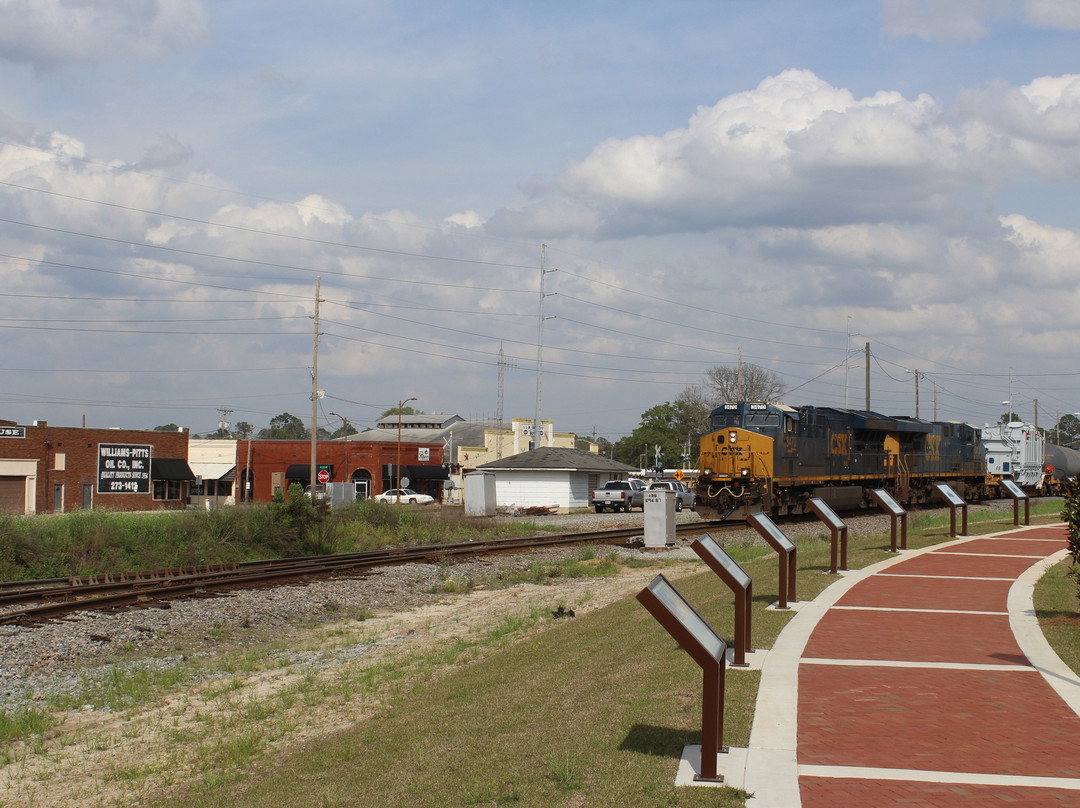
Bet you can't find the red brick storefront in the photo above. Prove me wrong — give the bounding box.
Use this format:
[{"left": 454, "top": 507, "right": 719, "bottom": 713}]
[
  {"left": 235, "top": 438, "right": 447, "bottom": 504},
  {"left": 0, "top": 421, "right": 192, "bottom": 515}
]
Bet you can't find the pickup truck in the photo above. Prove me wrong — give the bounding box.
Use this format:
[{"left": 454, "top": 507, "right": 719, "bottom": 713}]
[
  {"left": 590, "top": 479, "right": 647, "bottom": 513},
  {"left": 647, "top": 480, "right": 696, "bottom": 512}
]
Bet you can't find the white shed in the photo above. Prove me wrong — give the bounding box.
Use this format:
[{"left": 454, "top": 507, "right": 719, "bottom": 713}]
[{"left": 475, "top": 447, "right": 637, "bottom": 511}]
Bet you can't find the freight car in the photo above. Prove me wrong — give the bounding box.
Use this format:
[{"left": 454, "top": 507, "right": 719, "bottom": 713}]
[
  {"left": 982, "top": 421, "right": 1047, "bottom": 494},
  {"left": 694, "top": 402, "right": 987, "bottom": 520},
  {"left": 1043, "top": 443, "right": 1080, "bottom": 494}
]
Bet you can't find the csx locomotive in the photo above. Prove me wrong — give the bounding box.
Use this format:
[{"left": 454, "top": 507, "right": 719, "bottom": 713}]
[{"left": 694, "top": 402, "right": 988, "bottom": 520}]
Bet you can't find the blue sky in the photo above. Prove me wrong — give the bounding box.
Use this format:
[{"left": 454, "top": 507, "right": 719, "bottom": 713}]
[{"left": 2, "top": 0, "right": 1080, "bottom": 441}]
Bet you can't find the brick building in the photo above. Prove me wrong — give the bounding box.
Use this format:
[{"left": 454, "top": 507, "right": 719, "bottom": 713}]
[
  {"left": 235, "top": 435, "right": 448, "bottom": 504},
  {"left": 0, "top": 420, "right": 193, "bottom": 515}
]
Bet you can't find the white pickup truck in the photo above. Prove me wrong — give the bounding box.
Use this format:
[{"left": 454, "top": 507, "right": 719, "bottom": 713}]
[{"left": 590, "top": 479, "right": 647, "bottom": 513}]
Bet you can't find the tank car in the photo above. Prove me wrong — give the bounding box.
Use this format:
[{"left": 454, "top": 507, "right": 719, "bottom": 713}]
[
  {"left": 694, "top": 402, "right": 987, "bottom": 520},
  {"left": 1043, "top": 443, "right": 1080, "bottom": 494}
]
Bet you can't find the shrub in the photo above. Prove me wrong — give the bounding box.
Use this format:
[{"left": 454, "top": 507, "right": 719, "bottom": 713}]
[{"left": 1063, "top": 474, "right": 1080, "bottom": 568}]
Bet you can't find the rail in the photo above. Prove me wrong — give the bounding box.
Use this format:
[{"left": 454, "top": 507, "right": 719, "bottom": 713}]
[{"left": 1, "top": 520, "right": 727, "bottom": 627}]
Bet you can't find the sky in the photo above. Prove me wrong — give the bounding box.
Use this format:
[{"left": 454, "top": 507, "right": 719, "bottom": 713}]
[{"left": 2, "top": 0, "right": 1080, "bottom": 443}]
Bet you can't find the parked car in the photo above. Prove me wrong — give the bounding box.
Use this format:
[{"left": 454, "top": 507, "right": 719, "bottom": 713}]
[
  {"left": 647, "top": 480, "right": 696, "bottom": 512},
  {"left": 374, "top": 488, "right": 434, "bottom": 505}
]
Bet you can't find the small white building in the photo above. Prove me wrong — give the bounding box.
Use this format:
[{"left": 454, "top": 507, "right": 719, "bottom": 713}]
[{"left": 475, "top": 446, "right": 636, "bottom": 511}]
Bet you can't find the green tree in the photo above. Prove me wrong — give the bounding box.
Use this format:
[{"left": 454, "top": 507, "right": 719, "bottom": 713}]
[
  {"left": 259, "top": 412, "right": 309, "bottom": 440},
  {"left": 234, "top": 421, "right": 254, "bottom": 439},
  {"left": 379, "top": 405, "right": 420, "bottom": 420},
  {"left": 331, "top": 422, "right": 359, "bottom": 439},
  {"left": 153, "top": 423, "right": 179, "bottom": 432},
  {"left": 614, "top": 403, "right": 687, "bottom": 470},
  {"left": 1052, "top": 414, "right": 1080, "bottom": 447}
]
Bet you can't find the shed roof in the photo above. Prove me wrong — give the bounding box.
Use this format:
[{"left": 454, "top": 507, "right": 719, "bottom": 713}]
[{"left": 476, "top": 446, "right": 635, "bottom": 473}]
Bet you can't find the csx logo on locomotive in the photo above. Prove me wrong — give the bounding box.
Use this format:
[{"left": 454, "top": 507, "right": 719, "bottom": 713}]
[
  {"left": 925, "top": 434, "right": 942, "bottom": 462},
  {"left": 718, "top": 445, "right": 746, "bottom": 457},
  {"left": 829, "top": 432, "right": 850, "bottom": 456}
]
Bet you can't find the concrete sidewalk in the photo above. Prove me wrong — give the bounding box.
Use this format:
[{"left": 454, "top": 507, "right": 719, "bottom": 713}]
[{"left": 734, "top": 523, "right": 1080, "bottom": 807}]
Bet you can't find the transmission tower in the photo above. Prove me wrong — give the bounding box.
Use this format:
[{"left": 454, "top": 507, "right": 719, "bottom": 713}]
[{"left": 497, "top": 342, "right": 516, "bottom": 425}]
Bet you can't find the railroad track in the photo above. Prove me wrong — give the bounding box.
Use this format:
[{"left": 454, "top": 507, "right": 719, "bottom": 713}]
[{"left": 0, "top": 520, "right": 726, "bottom": 627}]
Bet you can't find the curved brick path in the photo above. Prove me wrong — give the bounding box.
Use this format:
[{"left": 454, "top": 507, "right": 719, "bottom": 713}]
[{"left": 740, "top": 524, "right": 1080, "bottom": 807}]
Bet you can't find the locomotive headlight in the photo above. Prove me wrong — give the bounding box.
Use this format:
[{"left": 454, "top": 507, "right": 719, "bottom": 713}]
[
  {"left": 728, "top": 431, "right": 738, "bottom": 443},
  {"left": 703, "top": 467, "right": 713, "bottom": 476},
  {"left": 741, "top": 468, "right": 750, "bottom": 477}
]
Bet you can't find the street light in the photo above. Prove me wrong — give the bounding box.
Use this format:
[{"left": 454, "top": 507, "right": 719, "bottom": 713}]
[{"left": 397, "top": 398, "right": 417, "bottom": 504}]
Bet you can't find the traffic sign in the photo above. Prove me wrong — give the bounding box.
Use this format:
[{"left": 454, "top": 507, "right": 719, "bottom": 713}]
[
  {"left": 317, "top": 469, "right": 331, "bottom": 484},
  {"left": 673, "top": 469, "right": 684, "bottom": 481}
]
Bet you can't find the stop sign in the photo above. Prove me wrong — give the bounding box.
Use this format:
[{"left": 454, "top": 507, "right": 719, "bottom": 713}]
[{"left": 317, "top": 469, "right": 330, "bottom": 484}]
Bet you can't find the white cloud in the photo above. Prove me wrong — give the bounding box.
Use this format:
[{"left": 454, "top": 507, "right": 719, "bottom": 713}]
[
  {"left": 535, "top": 69, "right": 1080, "bottom": 237},
  {"left": 1019, "top": 0, "right": 1080, "bottom": 29},
  {"left": 881, "top": 0, "right": 1005, "bottom": 41},
  {"left": 882, "top": 0, "right": 1080, "bottom": 41},
  {"left": 0, "top": 0, "right": 209, "bottom": 72}
]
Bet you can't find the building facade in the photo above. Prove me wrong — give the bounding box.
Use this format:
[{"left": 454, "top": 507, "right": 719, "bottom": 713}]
[
  {"left": 235, "top": 436, "right": 448, "bottom": 504},
  {"left": 0, "top": 420, "right": 193, "bottom": 515}
]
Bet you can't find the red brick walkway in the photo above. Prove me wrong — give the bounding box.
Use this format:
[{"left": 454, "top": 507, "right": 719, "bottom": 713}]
[{"left": 794, "top": 525, "right": 1080, "bottom": 807}]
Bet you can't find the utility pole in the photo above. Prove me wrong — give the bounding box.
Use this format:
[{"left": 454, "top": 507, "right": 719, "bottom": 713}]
[
  {"left": 533, "top": 244, "right": 554, "bottom": 450},
  {"left": 245, "top": 423, "right": 253, "bottom": 502},
  {"left": 914, "top": 369, "right": 920, "bottom": 419},
  {"left": 844, "top": 316, "right": 851, "bottom": 407},
  {"left": 737, "top": 347, "right": 743, "bottom": 401},
  {"left": 217, "top": 407, "right": 232, "bottom": 438},
  {"left": 330, "top": 411, "right": 349, "bottom": 483},
  {"left": 864, "top": 342, "right": 870, "bottom": 411},
  {"left": 310, "top": 277, "right": 322, "bottom": 496}
]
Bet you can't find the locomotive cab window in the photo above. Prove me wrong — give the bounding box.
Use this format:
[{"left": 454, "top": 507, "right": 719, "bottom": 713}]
[{"left": 744, "top": 412, "right": 780, "bottom": 428}]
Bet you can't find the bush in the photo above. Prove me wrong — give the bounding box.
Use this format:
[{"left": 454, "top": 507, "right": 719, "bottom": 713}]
[{"left": 1063, "top": 475, "right": 1080, "bottom": 568}]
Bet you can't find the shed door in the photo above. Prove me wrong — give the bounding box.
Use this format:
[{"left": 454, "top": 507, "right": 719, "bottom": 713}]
[{"left": 0, "top": 476, "right": 25, "bottom": 514}]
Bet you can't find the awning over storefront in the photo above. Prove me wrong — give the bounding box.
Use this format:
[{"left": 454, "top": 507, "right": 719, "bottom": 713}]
[
  {"left": 407, "top": 464, "right": 449, "bottom": 481},
  {"left": 151, "top": 458, "right": 196, "bottom": 481},
  {"left": 284, "top": 464, "right": 311, "bottom": 479},
  {"left": 189, "top": 462, "right": 236, "bottom": 481}
]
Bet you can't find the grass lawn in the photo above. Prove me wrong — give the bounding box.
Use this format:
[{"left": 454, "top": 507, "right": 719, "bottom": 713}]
[{"left": 146, "top": 502, "right": 1072, "bottom": 807}]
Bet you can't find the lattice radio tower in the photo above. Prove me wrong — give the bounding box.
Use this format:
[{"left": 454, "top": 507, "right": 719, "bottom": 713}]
[{"left": 497, "top": 342, "right": 516, "bottom": 425}]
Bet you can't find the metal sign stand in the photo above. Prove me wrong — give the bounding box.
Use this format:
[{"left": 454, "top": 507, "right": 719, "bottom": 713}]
[
  {"left": 746, "top": 512, "right": 798, "bottom": 608},
  {"left": 933, "top": 483, "right": 968, "bottom": 537},
  {"left": 806, "top": 497, "right": 848, "bottom": 573},
  {"left": 1000, "top": 478, "right": 1030, "bottom": 526},
  {"left": 637, "top": 575, "right": 729, "bottom": 783},
  {"left": 691, "top": 534, "right": 753, "bottom": 667},
  {"left": 870, "top": 488, "right": 907, "bottom": 552}
]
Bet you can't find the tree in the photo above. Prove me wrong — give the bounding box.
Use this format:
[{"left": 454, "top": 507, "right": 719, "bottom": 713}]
[
  {"left": 259, "top": 412, "right": 309, "bottom": 440},
  {"left": 614, "top": 403, "right": 688, "bottom": 470},
  {"left": 330, "top": 423, "right": 359, "bottom": 439},
  {"left": 154, "top": 423, "right": 179, "bottom": 432},
  {"left": 699, "top": 363, "right": 786, "bottom": 404},
  {"left": 1052, "top": 414, "right": 1080, "bottom": 447},
  {"left": 234, "top": 421, "right": 254, "bottom": 439},
  {"left": 379, "top": 405, "right": 419, "bottom": 420}
]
